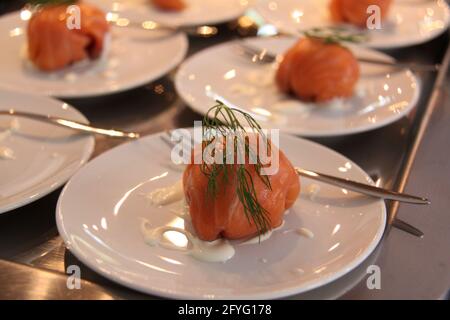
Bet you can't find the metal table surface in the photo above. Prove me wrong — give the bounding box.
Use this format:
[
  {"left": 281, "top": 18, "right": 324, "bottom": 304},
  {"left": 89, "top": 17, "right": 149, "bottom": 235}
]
[{"left": 0, "top": 1, "right": 449, "bottom": 300}]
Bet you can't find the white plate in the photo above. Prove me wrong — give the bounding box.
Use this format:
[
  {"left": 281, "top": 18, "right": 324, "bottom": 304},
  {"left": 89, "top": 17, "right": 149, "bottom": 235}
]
[
  {"left": 89, "top": 0, "right": 251, "bottom": 27},
  {"left": 0, "top": 11, "right": 188, "bottom": 98},
  {"left": 0, "top": 90, "right": 94, "bottom": 214},
  {"left": 254, "top": 0, "right": 450, "bottom": 49},
  {"left": 56, "top": 130, "right": 386, "bottom": 299},
  {"left": 175, "top": 37, "right": 420, "bottom": 137}
]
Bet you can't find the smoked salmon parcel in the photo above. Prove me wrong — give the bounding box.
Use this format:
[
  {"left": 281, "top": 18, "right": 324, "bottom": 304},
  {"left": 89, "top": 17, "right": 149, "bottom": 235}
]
[
  {"left": 329, "top": 0, "right": 392, "bottom": 28},
  {"left": 276, "top": 37, "right": 360, "bottom": 102},
  {"left": 151, "top": 0, "right": 186, "bottom": 11},
  {"left": 27, "top": 2, "right": 110, "bottom": 71},
  {"left": 183, "top": 133, "right": 300, "bottom": 241}
]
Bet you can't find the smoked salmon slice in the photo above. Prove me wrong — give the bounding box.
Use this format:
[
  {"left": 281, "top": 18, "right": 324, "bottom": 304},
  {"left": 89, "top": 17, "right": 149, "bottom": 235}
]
[
  {"left": 183, "top": 136, "right": 300, "bottom": 241},
  {"left": 329, "top": 0, "right": 392, "bottom": 28},
  {"left": 276, "top": 37, "right": 360, "bottom": 102},
  {"left": 27, "top": 3, "right": 109, "bottom": 71},
  {"left": 151, "top": 0, "right": 186, "bottom": 11}
]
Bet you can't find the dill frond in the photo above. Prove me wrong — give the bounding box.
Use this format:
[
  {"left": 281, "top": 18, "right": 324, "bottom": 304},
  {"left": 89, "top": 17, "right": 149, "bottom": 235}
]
[{"left": 200, "top": 101, "right": 273, "bottom": 236}]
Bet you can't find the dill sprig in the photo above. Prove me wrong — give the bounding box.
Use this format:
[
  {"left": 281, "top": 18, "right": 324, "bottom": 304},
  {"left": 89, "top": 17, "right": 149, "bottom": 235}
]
[
  {"left": 302, "top": 26, "right": 368, "bottom": 44},
  {"left": 201, "top": 101, "right": 273, "bottom": 236}
]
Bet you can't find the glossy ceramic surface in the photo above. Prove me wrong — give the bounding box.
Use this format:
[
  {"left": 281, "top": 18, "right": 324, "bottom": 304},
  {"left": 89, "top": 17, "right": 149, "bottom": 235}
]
[
  {"left": 56, "top": 130, "right": 386, "bottom": 299},
  {"left": 0, "top": 90, "right": 94, "bottom": 214},
  {"left": 90, "top": 0, "right": 251, "bottom": 27},
  {"left": 175, "top": 37, "right": 420, "bottom": 137},
  {"left": 0, "top": 11, "right": 188, "bottom": 98},
  {"left": 254, "top": 0, "right": 450, "bottom": 49}
]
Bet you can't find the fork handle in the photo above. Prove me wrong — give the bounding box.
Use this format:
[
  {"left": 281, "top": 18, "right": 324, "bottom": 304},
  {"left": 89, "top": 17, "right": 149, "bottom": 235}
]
[
  {"left": 296, "top": 168, "right": 430, "bottom": 205},
  {"left": 357, "top": 57, "right": 440, "bottom": 72},
  {"left": 0, "top": 110, "right": 139, "bottom": 139}
]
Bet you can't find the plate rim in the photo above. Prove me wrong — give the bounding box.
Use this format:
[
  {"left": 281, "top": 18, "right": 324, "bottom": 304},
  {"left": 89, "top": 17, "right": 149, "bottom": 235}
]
[
  {"left": 174, "top": 37, "right": 421, "bottom": 137},
  {"left": 0, "top": 89, "right": 95, "bottom": 214},
  {"left": 0, "top": 11, "right": 189, "bottom": 99},
  {"left": 56, "top": 129, "right": 387, "bottom": 299},
  {"left": 88, "top": 0, "right": 251, "bottom": 27}
]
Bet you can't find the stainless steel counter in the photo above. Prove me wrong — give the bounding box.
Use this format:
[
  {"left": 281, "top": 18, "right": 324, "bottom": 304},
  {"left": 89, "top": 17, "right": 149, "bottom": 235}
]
[{"left": 0, "top": 1, "right": 449, "bottom": 300}]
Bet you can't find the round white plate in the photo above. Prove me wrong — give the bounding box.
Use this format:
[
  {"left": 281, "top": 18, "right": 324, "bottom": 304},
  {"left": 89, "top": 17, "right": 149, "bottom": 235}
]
[
  {"left": 89, "top": 0, "right": 251, "bottom": 27},
  {"left": 0, "top": 11, "right": 188, "bottom": 98},
  {"left": 0, "top": 90, "right": 94, "bottom": 214},
  {"left": 56, "top": 130, "right": 386, "bottom": 299},
  {"left": 254, "top": 0, "right": 450, "bottom": 49},
  {"left": 175, "top": 37, "right": 420, "bottom": 137}
]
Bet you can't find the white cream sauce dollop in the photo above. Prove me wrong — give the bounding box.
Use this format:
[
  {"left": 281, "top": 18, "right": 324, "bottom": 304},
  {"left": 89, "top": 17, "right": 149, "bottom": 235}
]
[
  {"left": 142, "top": 180, "right": 308, "bottom": 263},
  {"left": 295, "top": 228, "right": 315, "bottom": 239},
  {"left": 147, "top": 180, "right": 184, "bottom": 206},
  {"left": 141, "top": 220, "right": 235, "bottom": 263},
  {"left": 0, "top": 147, "right": 15, "bottom": 160},
  {"left": 143, "top": 180, "right": 236, "bottom": 262},
  {"left": 0, "top": 119, "right": 17, "bottom": 160},
  {"left": 240, "top": 220, "right": 285, "bottom": 245}
]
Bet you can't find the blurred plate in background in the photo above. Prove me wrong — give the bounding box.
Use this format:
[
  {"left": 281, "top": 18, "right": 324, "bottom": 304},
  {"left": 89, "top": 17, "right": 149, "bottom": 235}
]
[
  {"left": 254, "top": 0, "right": 450, "bottom": 49},
  {"left": 175, "top": 37, "right": 420, "bottom": 137},
  {"left": 89, "top": 0, "right": 252, "bottom": 27},
  {"left": 0, "top": 89, "right": 94, "bottom": 214},
  {"left": 0, "top": 11, "right": 188, "bottom": 98}
]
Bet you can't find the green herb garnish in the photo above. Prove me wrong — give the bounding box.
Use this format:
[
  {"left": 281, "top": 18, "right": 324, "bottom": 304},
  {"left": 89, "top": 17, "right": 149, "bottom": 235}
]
[
  {"left": 302, "top": 26, "right": 368, "bottom": 44},
  {"left": 201, "top": 101, "right": 272, "bottom": 236}
]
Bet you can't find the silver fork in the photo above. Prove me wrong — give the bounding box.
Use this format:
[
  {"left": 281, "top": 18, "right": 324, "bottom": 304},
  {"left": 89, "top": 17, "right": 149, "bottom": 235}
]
[
  {"left": 160, "top": 130, "right": 427, "bottom": 237},
  {"left": 235, "top": 41, "right": 440, "bottom": 72},
  {"left": 160, "top": 130, "right": 429, "bottom": 205},
  {"left": 0, "top": 110, "right": 140, "bottom": 139}
]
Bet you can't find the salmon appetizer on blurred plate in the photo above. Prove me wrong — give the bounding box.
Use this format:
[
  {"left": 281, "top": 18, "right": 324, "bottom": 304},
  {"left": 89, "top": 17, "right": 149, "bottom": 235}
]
[
  {"left": 276, "top": 36, "right": 360, "bottom": 102},
  {"left": 329, "top": 0, "right": 392, "bottom": 28},
  {"left": 27, "top": 1, "right": 110, "bottom": 71},
  {"left": 151, "top": 0, "right": 186, "bottom": 12}
]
